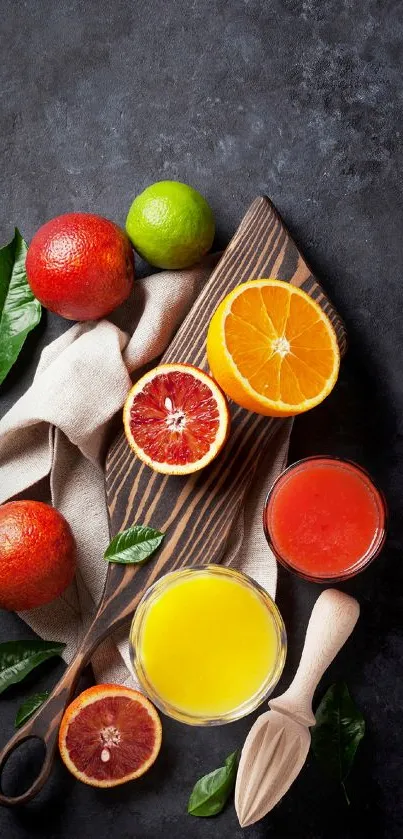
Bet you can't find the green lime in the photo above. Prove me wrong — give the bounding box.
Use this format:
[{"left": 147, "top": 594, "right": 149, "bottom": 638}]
[{"left": 125, "top": 181, "right": 215, "bottom": 269}]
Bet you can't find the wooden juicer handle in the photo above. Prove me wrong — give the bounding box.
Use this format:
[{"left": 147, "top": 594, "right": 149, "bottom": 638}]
[{"left": 269, "top": 589, "right": 360, "bottom": 727}]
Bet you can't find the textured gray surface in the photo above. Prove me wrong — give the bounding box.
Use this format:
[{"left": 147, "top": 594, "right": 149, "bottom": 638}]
[{"left": 1, "top": 1, "right": 403, "bottom": 837}]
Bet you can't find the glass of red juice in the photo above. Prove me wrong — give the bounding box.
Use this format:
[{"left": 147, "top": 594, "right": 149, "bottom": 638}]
[{"left": 263, "top": 456, "right": 387, "bottom": 583}]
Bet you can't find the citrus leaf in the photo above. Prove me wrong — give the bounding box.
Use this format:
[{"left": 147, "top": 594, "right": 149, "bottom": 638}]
[
  {"left": 0, "top": 229, "right": 42, "bottom": 386},
  {"left": 104, "top": 525, "right": 165, "bottom": 565},
  {"left": 0, "top": 641, "right": 65, "bottom": 696},
  {"left": 15, "top": 691, "right": 50, "bottom": 728},
  {"left": 311, "top": 682, "right": 365, "bottom": 801},
  {"left": 188, "top": 750, "right": 240, "bottom": 817}
]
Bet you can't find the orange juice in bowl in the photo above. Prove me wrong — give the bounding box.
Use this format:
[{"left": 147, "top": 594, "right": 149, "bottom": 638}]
[{"left": 130, "top": 565, "right": 286, "bottom": 725}]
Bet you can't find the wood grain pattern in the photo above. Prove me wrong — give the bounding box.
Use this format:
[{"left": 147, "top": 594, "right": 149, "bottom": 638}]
[
  {"left": 0, "top": 195, "right": 347, "bottom": 807},
  {"left": 103, "top": 195, "right": 347, "bottom": 608}
]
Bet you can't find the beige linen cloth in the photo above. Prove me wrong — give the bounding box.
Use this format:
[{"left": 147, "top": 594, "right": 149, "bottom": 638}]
[{"left": 0, "top": 259, "right": 292, "bottom": 687}]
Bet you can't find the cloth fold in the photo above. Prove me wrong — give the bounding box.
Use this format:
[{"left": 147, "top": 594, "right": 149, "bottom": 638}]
[{"left": 0, "top": 260, "right": 292, "bottom": 686}]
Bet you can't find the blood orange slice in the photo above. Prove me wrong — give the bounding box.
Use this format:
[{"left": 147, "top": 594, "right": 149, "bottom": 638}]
[
  {"left": 59, "top": 684, "right": 162, "bottom": 788},
  {"left": 123, "top": 363, "right": 230, "bottom": 475}
]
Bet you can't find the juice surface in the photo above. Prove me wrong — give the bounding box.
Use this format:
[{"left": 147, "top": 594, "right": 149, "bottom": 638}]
[
  {"left": 266, "top": 459, "right": 384, "bottom": 577},
  {"left": 136, "top": 572, "right": 279, "bottom": 717}
]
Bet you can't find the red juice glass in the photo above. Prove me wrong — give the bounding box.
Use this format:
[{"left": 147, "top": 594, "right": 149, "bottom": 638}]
[{"left": 263, "top": 456, "right": 387, "bottom": 583}]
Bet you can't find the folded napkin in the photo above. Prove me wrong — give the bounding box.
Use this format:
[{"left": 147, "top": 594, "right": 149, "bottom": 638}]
[{"left": 0, "top": 259, "right": 292, "bottom": 687}]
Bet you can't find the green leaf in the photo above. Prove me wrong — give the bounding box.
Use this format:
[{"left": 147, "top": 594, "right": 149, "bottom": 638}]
[
  {"left": 188, "top": 750, "right": 240, "bottom": 817},
  {"left": 15, "top": 691, "right": 50, "bottom": 728},
  {"left": 0, "top": 640, "right": 65, "bottom": 696},
  {"left": 0, "top": 228, "right": 42, "bottom": 386},
  {"left": 311, "top": 682, "right": 365, "bottom": 802},
  {"left": 104, "top": 524, "right": 165, "bottom": 565}
]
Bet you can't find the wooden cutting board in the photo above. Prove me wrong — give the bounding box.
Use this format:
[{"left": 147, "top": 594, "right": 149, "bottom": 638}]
[
  {"left": 105, "top": 195, "right": 347, "bottom": 598},
  {"left": 0, "top": 195, "right": 347, "bottom": 807}
]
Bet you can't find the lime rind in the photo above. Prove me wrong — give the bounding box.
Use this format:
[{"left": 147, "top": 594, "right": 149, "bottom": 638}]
[{"left": 126, "top": 180, "right": 215, "bottom": 269}]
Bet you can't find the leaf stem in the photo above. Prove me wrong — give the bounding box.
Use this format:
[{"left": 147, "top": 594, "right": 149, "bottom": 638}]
[{"left": 341, "top": 781, "right": 350, "bottom": 806}]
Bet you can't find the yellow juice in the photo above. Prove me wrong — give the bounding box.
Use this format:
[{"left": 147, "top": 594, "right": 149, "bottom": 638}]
[{"left": 131, "top": 567, "right": 286, "bottom": 721}]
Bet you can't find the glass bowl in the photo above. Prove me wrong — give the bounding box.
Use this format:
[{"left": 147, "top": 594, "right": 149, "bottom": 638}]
[
  {"left": 263, "top": 456, "right": 387, "bottom": 583},
  {"left": 129, "top": 565, "right": 287, "bottom": 726}
]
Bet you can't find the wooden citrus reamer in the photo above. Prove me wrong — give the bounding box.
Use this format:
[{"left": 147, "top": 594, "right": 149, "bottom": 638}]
[
  {"left": 235, "top": 589, "right": 360, "bottom": 826},
  {"left": 0, "top": 196, "right": 347, "bottom": 806}
]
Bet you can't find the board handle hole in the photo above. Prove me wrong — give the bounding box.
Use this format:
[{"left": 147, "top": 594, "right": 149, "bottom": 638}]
[{"left": 0, "top": 736, "right": 46, "bottom": 798}]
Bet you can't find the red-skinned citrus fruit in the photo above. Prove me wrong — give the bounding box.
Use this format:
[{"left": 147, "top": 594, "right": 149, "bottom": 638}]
[
  {"left": 123, "top": 363, "right": 230, "bottom": 475},
  {"left": 59, "top": 685, "right": 162, "bottom": 787},
  {"left": 26, "top": 213, "right": 134, "bottom": 321},
  {"left": 0, "top": 500, "right": 76, "bottom": 611}
]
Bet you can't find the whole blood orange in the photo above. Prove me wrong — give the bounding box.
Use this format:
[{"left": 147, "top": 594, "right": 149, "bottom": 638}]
[
  {"left": 26, "top": 213, "right": 134, "bottom": 321},
  {"left": 207, "top": 279, "right": 340, "bottom": 417},
  {"left": 59, "top": 685, "right": 162, "bottom": 787},
  {"left": 123, "top": 363, "right": 230, "bottom": 475},
  {"left": 0, "top": 501, "right": 76, "bottom": 611}
]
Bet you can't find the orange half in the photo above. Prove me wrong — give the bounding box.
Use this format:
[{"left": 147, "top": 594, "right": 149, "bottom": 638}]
[
  {"left": 123, "top": 363, "right": 230, "bottom": 474},
  {"left": 59, "top": 684, "right": 162, "bottom": 788},
  {"left": 207, "top": 279, "right": 340, "bottom": 417}
]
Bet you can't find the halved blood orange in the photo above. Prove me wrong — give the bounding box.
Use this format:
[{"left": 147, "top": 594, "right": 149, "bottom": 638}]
[
  {"left": 59, "top": 684, "right": 162, "bottom": 788},
  {"left": 123, "top": 363, "right": 230, "bottom": 475},
  {"left": 207, "top": 279, "right": 340, "bottom": 417}
]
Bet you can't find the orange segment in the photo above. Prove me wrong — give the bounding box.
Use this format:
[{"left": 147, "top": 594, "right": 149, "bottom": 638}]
[
  {"left": 248, "top": 352, "right": 282, "bottom": 401},
  {"left": 294, "top": 347, "right": 336, "bottom": 379},
  {"left": 291, "top": 318, "right": 335, "bottom": 349},
  {"left": 231, "top": 286, "right": 278, "bottom": 339},
  {"left": 226, "top": 314, "right": 273, "bottom": 376},
  {"left": 260, "top": 283, "right": 292, "bottom": 335},
  {"left": 285, "top": 352, "right": 327, "bottom": 400},
  {"left": 285, "top": 293, "right": 322, "bottom": 340},
  {"left": 206, "top": 279, "right": 340, "bottom": 417},
  {"left": 280, "top": 357, "right": 306, "bottom": 404}
]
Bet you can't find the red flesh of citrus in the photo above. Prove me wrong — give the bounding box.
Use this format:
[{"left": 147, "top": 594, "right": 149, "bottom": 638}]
[
  {"left": 59, "top": 685, "right": 162, "bottom": 787},
  {"left": 123, "top": 363, "right": 230, "bottom": 474}
]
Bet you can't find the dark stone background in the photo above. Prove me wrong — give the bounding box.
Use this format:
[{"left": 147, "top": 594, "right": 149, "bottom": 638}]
[{"left": 1, "top": 1, "right": 402, "bottom": 837}]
